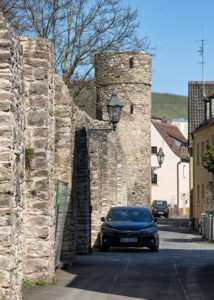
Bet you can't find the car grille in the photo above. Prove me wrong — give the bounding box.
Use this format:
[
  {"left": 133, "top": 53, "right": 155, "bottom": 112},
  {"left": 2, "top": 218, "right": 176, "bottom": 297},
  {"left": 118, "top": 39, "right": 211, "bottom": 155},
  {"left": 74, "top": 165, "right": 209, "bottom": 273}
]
[{"left": 115, "top": 231, "right": 141, "bottom": 237}]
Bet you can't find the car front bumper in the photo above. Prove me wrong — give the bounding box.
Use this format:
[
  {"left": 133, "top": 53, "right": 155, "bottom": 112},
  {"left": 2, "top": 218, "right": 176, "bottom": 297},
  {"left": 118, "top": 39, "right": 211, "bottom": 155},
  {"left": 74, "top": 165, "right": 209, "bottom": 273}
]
[{"left": 101, "top": 231, "right": 159, "bottom": 248}]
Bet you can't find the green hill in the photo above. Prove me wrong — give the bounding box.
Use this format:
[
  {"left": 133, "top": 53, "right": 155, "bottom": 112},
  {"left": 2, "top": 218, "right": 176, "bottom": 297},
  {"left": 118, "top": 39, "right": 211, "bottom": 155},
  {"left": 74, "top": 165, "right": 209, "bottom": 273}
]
[
  {"left": 152, "top": 93, "right": 188, "bottom": 121},
  {"left": 70, "top": 87, "right": 188, "bottom": 121}
]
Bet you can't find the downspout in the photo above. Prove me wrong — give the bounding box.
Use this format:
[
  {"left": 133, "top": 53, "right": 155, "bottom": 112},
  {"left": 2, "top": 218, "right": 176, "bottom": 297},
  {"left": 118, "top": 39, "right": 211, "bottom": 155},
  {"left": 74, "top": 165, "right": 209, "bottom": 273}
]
[{"left": 177, "top": 160, "right": 182, "bottom": 215}]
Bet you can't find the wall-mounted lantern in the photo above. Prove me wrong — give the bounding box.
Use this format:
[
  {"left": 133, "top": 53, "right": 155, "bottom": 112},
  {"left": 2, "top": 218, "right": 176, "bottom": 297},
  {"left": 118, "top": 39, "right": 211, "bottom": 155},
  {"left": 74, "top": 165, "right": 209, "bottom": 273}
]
[
  {"left": 106, "top": 90, "right": 123, "bottom": 131},
  {"left": 157, "top": 147, "right": 165, "bottom": 168}
]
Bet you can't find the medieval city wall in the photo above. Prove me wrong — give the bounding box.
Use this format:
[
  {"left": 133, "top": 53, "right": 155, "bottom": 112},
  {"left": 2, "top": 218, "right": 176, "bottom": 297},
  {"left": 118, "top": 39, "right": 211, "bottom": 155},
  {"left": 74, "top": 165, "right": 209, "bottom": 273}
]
[
  {"left": 0, "top": 14, "right": 152, "bottom": 299},
  {"left": 20, "top": 36, "right": 56, "bottom": 283},
  {"left": 0, "top": 14, "right": 25, "bottom": 300}
]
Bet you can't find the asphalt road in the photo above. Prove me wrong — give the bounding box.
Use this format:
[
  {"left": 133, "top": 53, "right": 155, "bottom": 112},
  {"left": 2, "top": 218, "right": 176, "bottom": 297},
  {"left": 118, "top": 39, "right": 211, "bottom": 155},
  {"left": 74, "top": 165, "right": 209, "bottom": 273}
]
[{"left": 23, "top": 218, "right": 214, "bottom": 300}]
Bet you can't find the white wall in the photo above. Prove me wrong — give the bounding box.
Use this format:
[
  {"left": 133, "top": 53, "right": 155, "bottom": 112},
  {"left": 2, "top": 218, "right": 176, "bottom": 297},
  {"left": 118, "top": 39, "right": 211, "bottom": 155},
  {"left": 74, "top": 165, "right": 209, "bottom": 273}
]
[
  {"left": 151, "top": 123, "right": 189, "bottom": 214},
  {"left": 170, "top": 120, "right": 188, "bottom": 139}
]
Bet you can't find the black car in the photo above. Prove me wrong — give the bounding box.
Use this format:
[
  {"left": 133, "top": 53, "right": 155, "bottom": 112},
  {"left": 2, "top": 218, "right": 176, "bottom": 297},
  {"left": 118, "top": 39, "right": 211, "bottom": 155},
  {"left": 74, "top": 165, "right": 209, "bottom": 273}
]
[
  {"left": 152, "top": 200, "right": 169, "bottom": 218},
  {"left": 99, "top": 206, "right": 159, "bottom": 252}
]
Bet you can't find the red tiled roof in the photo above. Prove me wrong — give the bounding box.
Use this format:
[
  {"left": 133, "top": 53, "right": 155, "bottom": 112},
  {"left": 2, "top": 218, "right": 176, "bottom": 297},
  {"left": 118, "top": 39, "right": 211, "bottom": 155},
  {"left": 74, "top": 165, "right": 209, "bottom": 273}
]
[{"left": 152, "top": 120, "right": 189, "bottom": 160}]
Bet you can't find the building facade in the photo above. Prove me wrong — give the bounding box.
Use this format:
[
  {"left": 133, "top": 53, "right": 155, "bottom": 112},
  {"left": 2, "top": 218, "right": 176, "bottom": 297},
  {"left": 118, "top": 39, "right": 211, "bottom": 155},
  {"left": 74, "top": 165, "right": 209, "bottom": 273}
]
[
  {"left": 151, "top": 120, "right": 190, "bottom": 215},
  {"left": 188, "top": 81, "right": 214, "bottom": 220},
  {"left": 192, "top": 91, "right": 214, "bottom": 229}
]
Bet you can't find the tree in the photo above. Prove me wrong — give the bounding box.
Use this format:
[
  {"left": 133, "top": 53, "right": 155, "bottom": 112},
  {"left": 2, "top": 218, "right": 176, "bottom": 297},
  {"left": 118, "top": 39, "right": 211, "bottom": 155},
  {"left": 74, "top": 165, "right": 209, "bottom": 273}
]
[
  {"left": 5, "top": 0, "right": 150, "bottom": 86},
  {"left": 201, "top": 144, "right": 214, "bottom": 175},
  {"left": 201, "top": 144, "right": 214, "bottom": 206}
]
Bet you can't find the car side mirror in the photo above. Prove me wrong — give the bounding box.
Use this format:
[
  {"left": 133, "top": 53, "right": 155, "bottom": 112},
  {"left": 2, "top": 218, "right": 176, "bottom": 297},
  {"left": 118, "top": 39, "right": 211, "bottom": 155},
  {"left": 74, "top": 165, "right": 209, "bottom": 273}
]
[
  {"left": 100, "top": 217, "right": 105, "bottom": 222},
  {"left": 154, "top": 217, "right": 158, "bottom": 223}
]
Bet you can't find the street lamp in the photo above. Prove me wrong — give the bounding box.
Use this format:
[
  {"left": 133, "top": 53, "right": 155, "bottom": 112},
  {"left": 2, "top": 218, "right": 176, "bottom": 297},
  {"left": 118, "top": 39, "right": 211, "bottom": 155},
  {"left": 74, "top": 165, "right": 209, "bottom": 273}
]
[
  {"left": 151, "top": 147, "right": 165, "bottom": 185},
  {"left": 106, "top": 90, "right": 123, "bottom": 131},
  {"left": 157, "top": 147, "right": 165, "bottom": 167},
  {"left": 88, "top": 90, "right": 123, "bottom": 138}
]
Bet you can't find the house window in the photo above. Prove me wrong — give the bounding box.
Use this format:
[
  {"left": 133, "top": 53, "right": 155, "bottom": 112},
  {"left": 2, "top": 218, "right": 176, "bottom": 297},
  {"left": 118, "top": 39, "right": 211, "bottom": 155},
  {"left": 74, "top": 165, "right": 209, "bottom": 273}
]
[
  {"left": 201, "top": 142, "right": 204, "bottom": 164},
  {"left": 152, "top": 173, "right": 157, "bottom": 184},
  {"left": 130, "top": 104, "right": 134, "bottom": 114},
  {"left": 197, "top": 185, "right": 200, "bottom": 204},
  {"left": 151, "top": 146, "right": 157, "bottom": 154},
  {"left": 129, "top": 57, "right": 134, "bottom": 68},
  {"left": 183, "top": 165, "right": 186, "bottom": 178},
  {"left": 206, "top": 102, "right": 210, "bottom": 120},
  {"left": 211, "top": 98, "right": 214, "bottom": 118},
  {"left": 201, "top": 142, "right": 204, "bottom": 154},
  {"left": 196, "top": 143, "right": 199, "bottom": 165},
  {"left": 202, "top": 184, "right": 205, "bottom": 201}
]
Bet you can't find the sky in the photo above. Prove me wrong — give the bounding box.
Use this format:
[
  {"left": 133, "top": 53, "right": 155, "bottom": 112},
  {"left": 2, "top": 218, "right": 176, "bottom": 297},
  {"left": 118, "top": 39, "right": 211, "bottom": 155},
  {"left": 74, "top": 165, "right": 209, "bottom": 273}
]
[{"left": 122, "top": 0, "right": 214, "bottom": 96}]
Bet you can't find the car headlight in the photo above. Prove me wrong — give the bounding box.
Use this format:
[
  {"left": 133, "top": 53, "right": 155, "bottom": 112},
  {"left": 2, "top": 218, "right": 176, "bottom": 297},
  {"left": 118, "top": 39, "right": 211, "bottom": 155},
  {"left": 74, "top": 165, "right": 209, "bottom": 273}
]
[{"left": 141, "top": 227, "right": 156, "bottom": 234}]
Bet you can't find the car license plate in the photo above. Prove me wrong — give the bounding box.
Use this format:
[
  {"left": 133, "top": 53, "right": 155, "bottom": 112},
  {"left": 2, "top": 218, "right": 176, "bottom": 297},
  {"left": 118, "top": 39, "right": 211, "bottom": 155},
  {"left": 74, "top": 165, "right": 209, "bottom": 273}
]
[{"left": 120, "top": 238, "right": 137, "bottom": 243}]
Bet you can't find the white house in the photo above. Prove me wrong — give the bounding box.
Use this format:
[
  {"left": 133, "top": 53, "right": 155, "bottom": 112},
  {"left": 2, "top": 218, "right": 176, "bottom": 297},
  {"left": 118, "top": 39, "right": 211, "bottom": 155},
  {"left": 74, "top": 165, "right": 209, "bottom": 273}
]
[
  {"left": 169, "top": 118, "right": 188, "bottom": 139},
  {"left": 151, "top": 120, "right": 190, "bottom": 215}
]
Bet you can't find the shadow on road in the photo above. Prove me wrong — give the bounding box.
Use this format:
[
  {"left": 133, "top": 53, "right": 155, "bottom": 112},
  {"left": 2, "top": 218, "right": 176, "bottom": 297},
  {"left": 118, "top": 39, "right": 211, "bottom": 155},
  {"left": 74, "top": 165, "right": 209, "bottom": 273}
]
[
  {"left": 157, "top": 217, "right": 195, "bottom": 234},
  {"left": 62, "top": 248, "right": 214, "bottom": 300}
]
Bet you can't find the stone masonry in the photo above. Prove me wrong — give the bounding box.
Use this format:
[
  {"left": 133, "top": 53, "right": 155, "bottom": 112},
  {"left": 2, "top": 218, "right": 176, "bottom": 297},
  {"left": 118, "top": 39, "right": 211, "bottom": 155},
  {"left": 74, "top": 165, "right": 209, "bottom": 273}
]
[
  {"left": 20, "top": 36, "right": 56, "bottom": 283},
  {"left": 0, "top": 14, "right": 152, "bottom": 299},
  {"left": 0, "top": 14, "right": 25, "bottom": 300},
  {"left": 95, "top": 52, "right": 152, "bottom": 207}
]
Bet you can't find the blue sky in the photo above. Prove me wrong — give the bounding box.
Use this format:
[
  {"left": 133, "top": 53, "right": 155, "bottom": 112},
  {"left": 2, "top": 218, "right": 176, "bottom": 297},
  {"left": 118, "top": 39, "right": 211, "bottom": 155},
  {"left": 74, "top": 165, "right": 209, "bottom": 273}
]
[{"left": 122, "top": 0, "right": 214, "bottom": 96}]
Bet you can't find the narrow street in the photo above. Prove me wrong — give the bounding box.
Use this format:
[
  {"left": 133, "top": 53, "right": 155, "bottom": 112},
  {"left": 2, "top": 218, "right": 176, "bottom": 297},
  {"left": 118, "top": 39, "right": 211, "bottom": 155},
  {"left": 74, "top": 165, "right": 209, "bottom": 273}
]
[{"left": 23, "top": 218, "right": 214, "bottom": 300}]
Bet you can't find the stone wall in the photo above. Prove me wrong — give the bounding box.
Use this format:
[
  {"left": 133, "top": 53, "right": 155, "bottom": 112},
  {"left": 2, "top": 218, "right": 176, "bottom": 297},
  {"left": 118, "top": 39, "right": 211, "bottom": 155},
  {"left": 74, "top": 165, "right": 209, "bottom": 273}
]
[
  {"left": 20, "top": 37, "right": 55, "bottom": 282},
  {"left": 0, "top": 13, "right": 25, "bottom": 300},
  {"left": 88, "top": 129, "right": 128, "bottom": 245},
  {"left": 0, "top": 14, "right": 152, "bottom": 299},
  {"left": 54, "top": 75, "right": 75, "bottom": 267}
]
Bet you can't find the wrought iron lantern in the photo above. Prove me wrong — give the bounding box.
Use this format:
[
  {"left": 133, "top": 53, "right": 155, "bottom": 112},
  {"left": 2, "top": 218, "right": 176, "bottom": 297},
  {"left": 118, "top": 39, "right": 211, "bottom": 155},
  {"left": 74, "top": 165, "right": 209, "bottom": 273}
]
[
  {"left": 157, "top": 147, "right": 165, "bottom": 167},
  {"left": 106, "top": 90, "right": 123, "bottom": 130}
]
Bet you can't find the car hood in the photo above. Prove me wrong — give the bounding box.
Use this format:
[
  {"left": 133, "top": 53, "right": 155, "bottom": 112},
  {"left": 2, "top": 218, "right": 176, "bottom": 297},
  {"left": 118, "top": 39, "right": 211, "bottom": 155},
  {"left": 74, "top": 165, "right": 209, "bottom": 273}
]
[{"left": 103, "top": 221, "right": 155, "bottom": 231}]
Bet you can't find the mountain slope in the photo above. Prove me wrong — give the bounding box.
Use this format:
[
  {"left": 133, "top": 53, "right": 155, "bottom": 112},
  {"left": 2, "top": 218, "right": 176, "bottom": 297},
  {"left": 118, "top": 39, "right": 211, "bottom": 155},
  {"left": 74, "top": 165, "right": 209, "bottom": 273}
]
[{"left": 152, "top": 93, "right": 188, "bottom": 120}]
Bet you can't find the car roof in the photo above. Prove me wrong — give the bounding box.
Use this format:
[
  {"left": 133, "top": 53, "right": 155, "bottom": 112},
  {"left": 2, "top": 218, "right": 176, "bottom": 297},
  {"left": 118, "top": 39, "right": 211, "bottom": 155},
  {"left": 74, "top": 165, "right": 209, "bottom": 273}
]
[{"left": 110, "top": 206, "right": 149, "bottom": 210}]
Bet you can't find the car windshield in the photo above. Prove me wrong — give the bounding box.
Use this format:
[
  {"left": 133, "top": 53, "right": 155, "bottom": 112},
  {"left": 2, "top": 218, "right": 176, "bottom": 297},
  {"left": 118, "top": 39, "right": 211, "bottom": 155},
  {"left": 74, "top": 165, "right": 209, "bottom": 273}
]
[
  {"left": 153, "top": 200, "right": 167, "bottom": 206},
  {"left": 106, "top": 208, "right": 152, "bottom": 222}
]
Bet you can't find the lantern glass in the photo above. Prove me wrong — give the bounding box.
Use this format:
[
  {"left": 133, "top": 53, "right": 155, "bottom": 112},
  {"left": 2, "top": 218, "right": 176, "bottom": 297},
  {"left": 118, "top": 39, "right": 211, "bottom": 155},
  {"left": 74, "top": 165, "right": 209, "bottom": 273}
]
[
  {"left": 157, "top": 147, "right": 165, "bottom": 167},
  {"left": 107, "top": 105, "right": 122, "bottom": 124},
  {"left": 106, "top": 91, "right": 123, "bottom": 130}
]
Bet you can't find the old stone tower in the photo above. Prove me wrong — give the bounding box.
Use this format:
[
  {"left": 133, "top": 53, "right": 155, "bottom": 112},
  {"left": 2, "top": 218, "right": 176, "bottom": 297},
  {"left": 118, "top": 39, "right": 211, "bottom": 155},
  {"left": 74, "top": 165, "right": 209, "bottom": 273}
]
[
  {"left": 95, "top": 51, "right": 152, "bottom": 206},
  {"left": 88, "top": 52, "right": 152, "bottom": 246}
]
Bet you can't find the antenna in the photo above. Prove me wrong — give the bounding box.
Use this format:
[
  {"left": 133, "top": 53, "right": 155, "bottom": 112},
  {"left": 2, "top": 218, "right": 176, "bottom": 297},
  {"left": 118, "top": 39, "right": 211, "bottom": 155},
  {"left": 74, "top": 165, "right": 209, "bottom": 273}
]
[{"left": 198, "top": 23, "right": 206, "bottom": 98}]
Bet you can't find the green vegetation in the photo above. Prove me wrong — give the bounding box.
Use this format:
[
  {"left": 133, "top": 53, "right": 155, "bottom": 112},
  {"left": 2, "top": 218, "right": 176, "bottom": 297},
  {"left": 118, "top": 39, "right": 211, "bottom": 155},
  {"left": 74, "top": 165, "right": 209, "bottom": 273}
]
[
  {"left": 36, "top": 276, "right": 56, "bottom": 286},
  {"left": 201, "top": 144, "right": 214, "bottom": 197},
  {"left": 22, "top": 279, "right": 32, "bottom": 288},
  {"left": 69, "top": 85, "right": 96, "bottom": 119},
  {"left": 151, "top": 93, "right": 188, "bottom": 120},
  {"left": 29, "top": 189, "right": 37, "bottom": 196},
  {"left": 25, "top": 148, "right": 35, "bottom": 169},
  {"left": 70, "top": 88, "right": 188, "bottom": 121},
  {"left": 201, "top": 144, "right": 214, "bottom": 175}
]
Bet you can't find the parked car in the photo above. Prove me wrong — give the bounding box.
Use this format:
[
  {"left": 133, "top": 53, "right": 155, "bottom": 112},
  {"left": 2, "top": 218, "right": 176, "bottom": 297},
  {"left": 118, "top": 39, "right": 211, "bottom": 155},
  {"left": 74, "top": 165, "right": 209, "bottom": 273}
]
[
  {"left": 99, "top": 206, "right": 159, "bottom": 252},
  {"left": 151, "top": 200, "right": 169, "bottom": 218},
  {"left": 198, "top": 209, "right": 214, "bottom": 235}
]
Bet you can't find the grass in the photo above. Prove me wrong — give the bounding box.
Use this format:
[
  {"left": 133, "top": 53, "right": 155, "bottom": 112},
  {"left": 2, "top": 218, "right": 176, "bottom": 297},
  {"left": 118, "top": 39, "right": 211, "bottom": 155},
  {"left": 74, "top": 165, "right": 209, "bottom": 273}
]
[
  {"left": 36, "top": 277, "right": 56, "bottom": 286},
  {"left": 22, "top": 280, "right": 32, "bottom": 288}
]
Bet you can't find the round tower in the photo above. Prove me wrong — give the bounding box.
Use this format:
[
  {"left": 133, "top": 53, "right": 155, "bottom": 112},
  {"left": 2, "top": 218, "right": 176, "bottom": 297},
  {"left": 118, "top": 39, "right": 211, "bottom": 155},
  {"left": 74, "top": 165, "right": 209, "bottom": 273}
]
[{"left": 95, "top": 51, "right": 152, "bottom": 206}]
